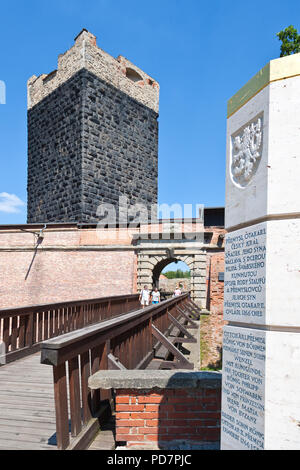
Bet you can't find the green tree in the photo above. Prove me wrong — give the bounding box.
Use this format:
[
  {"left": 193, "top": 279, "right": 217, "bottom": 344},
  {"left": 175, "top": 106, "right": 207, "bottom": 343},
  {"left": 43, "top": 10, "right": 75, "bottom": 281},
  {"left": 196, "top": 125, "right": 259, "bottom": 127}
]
[
  {"left": 277, "top": 25, "right": 300, "bottom": 57},
  {"left": 163, "top": 269, "right": 191, "bottom": 279}
]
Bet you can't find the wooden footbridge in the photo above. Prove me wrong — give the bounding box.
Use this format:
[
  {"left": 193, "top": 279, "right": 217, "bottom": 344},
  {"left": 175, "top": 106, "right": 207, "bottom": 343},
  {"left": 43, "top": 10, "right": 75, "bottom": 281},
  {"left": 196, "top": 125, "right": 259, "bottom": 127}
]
[{"left": 0, "top": 293, "right": 201, "bottom": 450}]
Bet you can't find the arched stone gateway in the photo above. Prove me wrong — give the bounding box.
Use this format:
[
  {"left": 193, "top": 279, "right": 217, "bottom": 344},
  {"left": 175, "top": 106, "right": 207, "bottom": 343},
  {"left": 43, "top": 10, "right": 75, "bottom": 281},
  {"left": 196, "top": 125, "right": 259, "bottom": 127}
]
[
  {"left": 152, "top": 257, "right": 181, "bottom": 288},
  {"left": 136, "top": 240, "right": 207, "bottom": 307}
]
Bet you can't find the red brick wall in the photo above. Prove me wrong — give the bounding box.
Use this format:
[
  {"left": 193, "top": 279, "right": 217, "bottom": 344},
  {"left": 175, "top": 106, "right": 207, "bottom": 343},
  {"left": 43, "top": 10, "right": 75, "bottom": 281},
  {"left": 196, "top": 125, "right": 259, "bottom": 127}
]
[
  {"left": 206, "top": 252, "right": 224, "bottom": 315},
  {"left": 0, "top": 226, "right": 225, "bottom": 329},
  {"left": 202, "top": 251, "right": 226, "bottom": 369},
  {"left": 115, "top": 387, "right": 221, "bottom": 447},
  {"left": 0, "top": 249, "right": 136, "bottom": 309},
  {"left": 0, "top": 227, "right": 140, "bottom": 309}
]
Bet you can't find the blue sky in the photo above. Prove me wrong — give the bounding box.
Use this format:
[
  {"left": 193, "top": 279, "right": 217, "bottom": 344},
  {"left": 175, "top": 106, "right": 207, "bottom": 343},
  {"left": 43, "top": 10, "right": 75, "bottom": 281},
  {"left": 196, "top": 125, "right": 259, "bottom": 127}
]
[
  {"left": 0, "top": 0, "right": 299, "bottom": 224},
  {"left": 162, "top": 260, "right": 190, "bottom": 273}
]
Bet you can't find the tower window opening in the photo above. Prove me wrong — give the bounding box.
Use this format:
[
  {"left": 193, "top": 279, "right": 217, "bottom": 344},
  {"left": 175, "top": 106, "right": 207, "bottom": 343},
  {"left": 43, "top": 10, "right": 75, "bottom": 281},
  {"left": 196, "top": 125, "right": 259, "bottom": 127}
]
[{"left": 126, "top": 68, "right": 143, "bottom": 83}]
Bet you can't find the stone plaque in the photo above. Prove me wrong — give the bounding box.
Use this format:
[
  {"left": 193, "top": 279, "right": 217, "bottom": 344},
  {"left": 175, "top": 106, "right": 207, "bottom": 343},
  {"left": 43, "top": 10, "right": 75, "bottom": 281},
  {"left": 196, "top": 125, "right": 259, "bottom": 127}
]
[
  {"left": 224, "top": 222, "right": 266, "bottom": 324},
  {"left": 221, "top": 325, "right": 265, "bottom": 450},
  {"left": 222, "top": 54, "right": 300, "bottom": 450}
]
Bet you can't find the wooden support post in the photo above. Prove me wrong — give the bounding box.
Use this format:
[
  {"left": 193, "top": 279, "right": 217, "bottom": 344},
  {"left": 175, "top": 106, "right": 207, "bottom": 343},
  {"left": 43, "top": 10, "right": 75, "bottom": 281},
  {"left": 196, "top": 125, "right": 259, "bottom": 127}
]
[
  {"left": 176, "top": 307, "right": 198, "bottom": 329},
  {"left": 25, "top": 313, "right": 34, "bottom": 347},
  {"left": 100, "top": 341, "right": 111, "bottom": 401},
  {"left": 188, "top": 299, "right": 202, "bottom": 313},
  {"left": 151, "top": 325, "right": 193, "bottom": 369},
  {"left": 11, "top": 316, "right": 17, "bottom": 351},
  {"left": 108, "top": 353, "right": 127, "bottom": 370},
  {"left": 19, "top": 315, "right": 26, "bottom": 349},
  {"left": 68, "top": 356, "right": 82, "bottom": 437},
  {"left": 53, "top": 363, "right": 70, "bottom": 450},
  {"left": 186, "top": 300, "right": 201, "bottom": 319},
  {"left": 80, "top": 351, "right": 92, "bottom": 425},
  {"left": 91, "top": 346, "right": 102, "bottom": 415},
  {"left": 168, "top": 312, "right": 197, "bottom": 341}
]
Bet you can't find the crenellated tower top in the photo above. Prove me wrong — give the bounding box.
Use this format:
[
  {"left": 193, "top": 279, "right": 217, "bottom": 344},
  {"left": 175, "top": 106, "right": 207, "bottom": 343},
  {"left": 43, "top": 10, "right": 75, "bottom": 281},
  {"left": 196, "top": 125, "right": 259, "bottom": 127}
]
[{"left": 27, "top": 29, "right": 159, "bottom": 113}]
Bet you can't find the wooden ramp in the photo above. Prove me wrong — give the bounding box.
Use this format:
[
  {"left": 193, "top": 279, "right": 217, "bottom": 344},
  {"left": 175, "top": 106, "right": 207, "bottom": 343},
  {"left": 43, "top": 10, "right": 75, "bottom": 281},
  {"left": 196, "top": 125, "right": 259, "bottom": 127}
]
[
  {"left": 0, "top": 353, "right": 57, "bottom": 450},
  {"left": 0, "top": 293, "right": 195, "bottom": 450}
]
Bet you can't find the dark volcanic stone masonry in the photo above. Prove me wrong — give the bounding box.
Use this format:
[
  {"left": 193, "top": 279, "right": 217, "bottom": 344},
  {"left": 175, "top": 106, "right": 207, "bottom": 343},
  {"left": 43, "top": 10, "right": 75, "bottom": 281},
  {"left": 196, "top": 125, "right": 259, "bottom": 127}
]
[{"left": 27, "top": 68, "right": 158, "bottom": 223}]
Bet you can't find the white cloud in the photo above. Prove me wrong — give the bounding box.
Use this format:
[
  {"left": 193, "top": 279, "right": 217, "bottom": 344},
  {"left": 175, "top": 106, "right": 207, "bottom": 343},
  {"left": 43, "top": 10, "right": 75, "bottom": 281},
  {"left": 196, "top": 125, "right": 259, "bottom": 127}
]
[
  {"left": 0, "top": 192, "right": 25, "bottom": 213},
  {"left": 0, "top": 80, "right": 6, "bottom": 105}
]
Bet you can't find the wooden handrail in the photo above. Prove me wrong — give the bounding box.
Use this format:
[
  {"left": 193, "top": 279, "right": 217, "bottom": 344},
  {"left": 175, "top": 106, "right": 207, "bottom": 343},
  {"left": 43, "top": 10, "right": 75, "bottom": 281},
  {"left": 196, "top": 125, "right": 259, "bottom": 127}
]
[
  {"left": 0, "top": 293, "right": 140, "bottom": 317},
  {"left": 0, "top": 294, "right": 140, "bottom": 364},
  {"left": 41, "top": 295, "right": 188, "bottom": 365},
  {"left": 40, "top": 293, "right": 191, "bottom": 449}
]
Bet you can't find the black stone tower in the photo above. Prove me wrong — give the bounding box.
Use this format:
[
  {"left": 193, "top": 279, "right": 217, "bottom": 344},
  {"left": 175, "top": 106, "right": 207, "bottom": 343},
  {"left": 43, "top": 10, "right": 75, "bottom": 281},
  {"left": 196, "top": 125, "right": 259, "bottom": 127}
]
[{"left": 27, "top": 29, "right": 159, "bottom": 223}]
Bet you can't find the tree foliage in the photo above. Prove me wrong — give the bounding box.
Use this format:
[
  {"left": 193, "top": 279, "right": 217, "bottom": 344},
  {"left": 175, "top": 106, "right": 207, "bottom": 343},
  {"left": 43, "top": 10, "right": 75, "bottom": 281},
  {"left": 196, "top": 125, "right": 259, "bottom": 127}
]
[
  {"left": 163, "top": 269, "right": 191, "bottom": 279},
  {"left": 277, "top": 25, "right": 300, "bottom": 57}
]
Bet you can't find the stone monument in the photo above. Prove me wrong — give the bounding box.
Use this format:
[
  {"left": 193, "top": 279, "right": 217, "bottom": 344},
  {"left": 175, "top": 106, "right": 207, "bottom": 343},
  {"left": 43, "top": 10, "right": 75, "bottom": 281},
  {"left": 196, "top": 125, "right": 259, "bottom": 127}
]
[{"left": 221, "top": 53, "right": 300, "bottom": 449}]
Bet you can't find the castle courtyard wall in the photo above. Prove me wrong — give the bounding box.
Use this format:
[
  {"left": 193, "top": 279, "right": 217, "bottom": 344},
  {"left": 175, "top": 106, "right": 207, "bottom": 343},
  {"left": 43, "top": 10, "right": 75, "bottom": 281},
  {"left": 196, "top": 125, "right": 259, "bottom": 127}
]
[{"left": 0, "top": 226, "right": 137, "bottom": 309}]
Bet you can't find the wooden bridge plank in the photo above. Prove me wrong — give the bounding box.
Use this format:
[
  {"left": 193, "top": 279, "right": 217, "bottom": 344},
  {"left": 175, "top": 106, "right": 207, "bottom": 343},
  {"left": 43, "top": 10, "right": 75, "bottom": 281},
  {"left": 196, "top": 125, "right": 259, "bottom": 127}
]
[
  {"left": 0, "top": 439, "right": 55, "bottom": 450},
  {"left": 0, "top": 402, "right": 55, "bottom": 411},
  {"left": 0, "top": 408, "right": 57, "bottom": 420},
  {"left": 0, "top": 353, "right": 57, "bottom": 450},
  {"left": 0, "top": 294, "right": 191, "bottom": 450},
  {"left": 0, "top": 374, "right": 52, "bottom": 383},
  {"left": 0, "top": 431, "right": 53, "bottom": 444},
  {"left": 0, "top": 417, "right": 56, "bottom": 428},
  {"left": 0, "top": 424, "right": 56, "bottom": 438}
]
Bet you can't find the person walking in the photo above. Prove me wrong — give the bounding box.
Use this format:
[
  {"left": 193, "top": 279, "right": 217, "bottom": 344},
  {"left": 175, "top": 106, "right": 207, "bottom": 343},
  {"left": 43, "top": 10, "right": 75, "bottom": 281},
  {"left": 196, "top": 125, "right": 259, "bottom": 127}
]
[
  {"left": 173, "top": 285, "right": 182, "bottom": 297},
  {"left": 151, "top": 287, "right": 160, "bottom": 304},
  {"left": 139, "top": 285, "right": 150, "bottom": 308}
]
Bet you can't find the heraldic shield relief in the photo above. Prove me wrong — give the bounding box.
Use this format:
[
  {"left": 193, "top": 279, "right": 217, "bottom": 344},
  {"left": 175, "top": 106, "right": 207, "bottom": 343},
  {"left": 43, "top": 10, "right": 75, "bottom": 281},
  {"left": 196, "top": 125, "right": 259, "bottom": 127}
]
[{"left": 231, "top": 114, "right": 263, "bottom": 188}]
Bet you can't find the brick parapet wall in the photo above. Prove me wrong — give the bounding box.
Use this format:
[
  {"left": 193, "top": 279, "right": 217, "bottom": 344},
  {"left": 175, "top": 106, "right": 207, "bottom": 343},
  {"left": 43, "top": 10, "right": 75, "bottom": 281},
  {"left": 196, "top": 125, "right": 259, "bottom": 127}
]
[
  {"left": 114, "top": 387, "right": 221, "bottom": 448},
  {"left": 88, "top": 367, "right": 222, "bottom": 449},
  {"left": 202, "top": 251, "right": 226, "bottom": 369}
]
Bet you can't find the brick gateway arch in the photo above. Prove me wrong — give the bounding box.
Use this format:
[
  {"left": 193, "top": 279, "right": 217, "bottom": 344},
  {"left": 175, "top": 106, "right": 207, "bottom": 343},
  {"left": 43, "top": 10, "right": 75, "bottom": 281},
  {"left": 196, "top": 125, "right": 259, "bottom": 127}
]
[{"left": 136, "top": 238, "right": 207, "bottom": 306}]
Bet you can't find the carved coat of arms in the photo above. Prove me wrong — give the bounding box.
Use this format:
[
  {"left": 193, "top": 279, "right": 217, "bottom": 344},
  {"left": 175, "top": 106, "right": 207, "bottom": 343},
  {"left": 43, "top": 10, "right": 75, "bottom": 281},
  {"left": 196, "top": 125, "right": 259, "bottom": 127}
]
[{"left": 231, "top": 116, "right": 263, "bottom": 187}]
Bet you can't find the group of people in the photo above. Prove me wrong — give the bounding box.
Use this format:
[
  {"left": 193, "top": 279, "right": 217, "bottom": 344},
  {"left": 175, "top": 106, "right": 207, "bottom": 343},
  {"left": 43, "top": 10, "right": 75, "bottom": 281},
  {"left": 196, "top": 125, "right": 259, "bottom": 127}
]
[{"left": 139, "top": 284, "right": 182, "bottom": 308}]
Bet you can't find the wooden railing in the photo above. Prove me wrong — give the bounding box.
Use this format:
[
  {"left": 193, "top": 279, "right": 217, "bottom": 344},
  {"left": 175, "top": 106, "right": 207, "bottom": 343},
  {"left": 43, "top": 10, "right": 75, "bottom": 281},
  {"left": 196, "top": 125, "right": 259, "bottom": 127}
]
[
  {"left": 40, "top": 293, "right": 191, "bottom": 450},
  {"left": 0, "top": 294, "right": 140, "bottom": 364}
]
